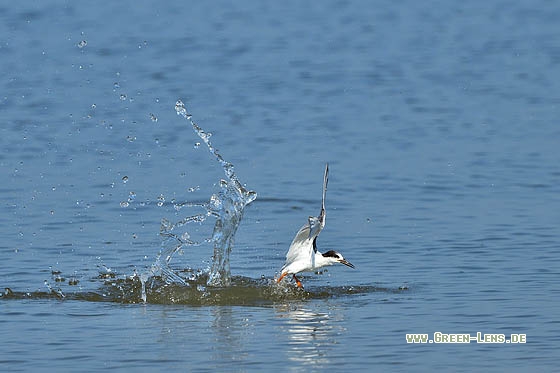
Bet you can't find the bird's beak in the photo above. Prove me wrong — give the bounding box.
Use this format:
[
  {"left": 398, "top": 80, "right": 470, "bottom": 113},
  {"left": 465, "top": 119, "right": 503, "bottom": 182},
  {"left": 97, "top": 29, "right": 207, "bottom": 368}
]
[{"left": 339, "top": 259, "right": 355, "bottom": 268}]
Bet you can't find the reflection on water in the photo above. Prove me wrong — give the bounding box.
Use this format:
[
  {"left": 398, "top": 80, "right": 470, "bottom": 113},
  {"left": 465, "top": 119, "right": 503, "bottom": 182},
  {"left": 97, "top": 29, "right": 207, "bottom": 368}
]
[
  {"left": 276, "top": 304, "right": 345, "bottom": 368},
  {"left": 211, "top": 307, "right": 251, "bottom": 366}
]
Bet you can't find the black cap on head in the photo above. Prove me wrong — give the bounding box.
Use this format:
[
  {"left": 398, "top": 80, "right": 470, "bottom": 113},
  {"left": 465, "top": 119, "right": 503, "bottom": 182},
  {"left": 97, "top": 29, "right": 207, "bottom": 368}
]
[{"left": 322, "top": 250, "right": 340, "bottom": 259}]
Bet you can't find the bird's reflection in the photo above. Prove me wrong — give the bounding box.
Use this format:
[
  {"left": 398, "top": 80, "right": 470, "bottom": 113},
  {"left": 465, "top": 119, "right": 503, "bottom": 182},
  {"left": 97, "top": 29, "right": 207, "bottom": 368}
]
[{"left": 276, "top": 304, "right": 344, "bottom": 368}]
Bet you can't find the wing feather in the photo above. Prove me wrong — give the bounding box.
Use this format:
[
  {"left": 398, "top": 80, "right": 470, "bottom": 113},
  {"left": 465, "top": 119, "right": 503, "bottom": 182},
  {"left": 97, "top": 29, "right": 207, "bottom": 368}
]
[
  {"left": 281, "top": 164, "right": 331, "bottom": 272},
  {"left": 285, "top": 222, "right": 313, "bottom": 265}
]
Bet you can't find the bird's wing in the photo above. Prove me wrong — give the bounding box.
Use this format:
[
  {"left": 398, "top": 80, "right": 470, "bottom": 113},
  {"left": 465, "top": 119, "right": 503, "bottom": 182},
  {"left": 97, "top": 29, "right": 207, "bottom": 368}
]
[
  {"left": 283, "top": 164, "right": 330, "bottom": 266},
  {"left": 318, "top": 163, "right": 328, "bottom": 230},
  {"left": 308, "top": 215, "right": 322, "bottom": 240},
  {"left": 285, "top": 222, "right": 314, "bottom": 264}
]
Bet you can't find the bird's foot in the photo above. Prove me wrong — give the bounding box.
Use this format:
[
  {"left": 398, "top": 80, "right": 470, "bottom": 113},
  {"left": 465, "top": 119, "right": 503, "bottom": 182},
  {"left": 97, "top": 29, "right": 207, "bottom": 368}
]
[
  {"left": 293, "top": 274, "right": 303, "bottom": 288},
  {"left": 277, "top": 272, "right": 287, "bottom": 283}
]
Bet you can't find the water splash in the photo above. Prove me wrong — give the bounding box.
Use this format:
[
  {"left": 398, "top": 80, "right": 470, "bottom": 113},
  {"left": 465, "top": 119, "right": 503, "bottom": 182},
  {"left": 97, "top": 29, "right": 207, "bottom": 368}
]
[
  {"left": 140, "top": 101, "right": 256, "bottom": 301},
  {"left": 175, "top": 100, "right": 256, "bottom": 286},
  {"left": 2, "top": 271, "right": 387, "bottom": 306}
]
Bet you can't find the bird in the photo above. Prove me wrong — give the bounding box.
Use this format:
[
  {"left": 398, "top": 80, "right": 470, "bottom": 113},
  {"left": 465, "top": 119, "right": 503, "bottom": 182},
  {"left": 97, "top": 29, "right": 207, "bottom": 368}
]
[{"left": 277, "top": 163, "right": 354, "bottom": 288}]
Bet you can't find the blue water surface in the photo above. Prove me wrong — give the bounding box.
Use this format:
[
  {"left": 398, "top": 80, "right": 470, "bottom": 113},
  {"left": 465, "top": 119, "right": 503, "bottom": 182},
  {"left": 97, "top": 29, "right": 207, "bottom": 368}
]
[{"left": 1, "top": 1, "right": 559, "bottom": 371}]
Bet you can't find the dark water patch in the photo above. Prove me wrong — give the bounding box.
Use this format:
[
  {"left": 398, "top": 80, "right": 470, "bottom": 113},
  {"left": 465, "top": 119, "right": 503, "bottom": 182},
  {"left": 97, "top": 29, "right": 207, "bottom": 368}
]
[{"left": 1, "top": 273, "right": 401, "bottom": 307}]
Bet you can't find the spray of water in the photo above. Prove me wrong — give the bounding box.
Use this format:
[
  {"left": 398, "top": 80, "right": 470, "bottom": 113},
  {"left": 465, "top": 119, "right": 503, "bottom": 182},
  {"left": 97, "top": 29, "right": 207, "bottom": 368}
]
[{"left": 140, "top": 101, "right": 256, "bottom": 301}]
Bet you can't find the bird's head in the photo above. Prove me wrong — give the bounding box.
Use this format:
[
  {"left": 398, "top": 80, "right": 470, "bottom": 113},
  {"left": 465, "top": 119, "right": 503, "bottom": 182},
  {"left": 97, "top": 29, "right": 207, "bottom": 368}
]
[{"left": 321, "top": 250, "right": 355, "bottom": 268}]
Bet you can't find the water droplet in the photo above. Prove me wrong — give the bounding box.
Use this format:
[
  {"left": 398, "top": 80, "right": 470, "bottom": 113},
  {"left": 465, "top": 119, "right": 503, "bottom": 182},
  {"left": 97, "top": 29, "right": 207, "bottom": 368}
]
[
  {"left": 91, "top": 103, "right": 96, "bottom": 109},
  {"left": 113, "top": 82, "right": 120, "bottom": 89},
  {"left": 194, "top": 142, "right": 201, "bottom": 149},
  {"left": 175, "top": 99, "right": 185, "bottom": 111},
  {"left": 149, "top": 113, "right": 158, "bottom": 122},
  {"left": 122, "top": 176, "right": 128, "bottom": 183},
  {"left": 120, "top": 201, "right": 129, "bottom": 208},
  {"left": 77, "top": 40, "right": 87, "bottom": 48},
  {"left": 200, "top": 131, "right": 212, "bottom": 141},
  {"left": 161, "top": 218, "right": 172, "bottom": 232},
  {"left": 157, "top": 194, "right": 165, "bottom": 207},
  {"left": 128, "top": 191, "right": 136, "bottom": 202},
  {"left": 174, "top": 99, "right": 191, "bottom": 118},
  {"left": 50, "top": 210, "right": 54, "bottom": 215},
  {"left": 119, "top": 94, "right": 127, "bottom": 101},
  {"left": 126, "top": 135, "right": 136, "bottom": 142},
  {"left": 245, "top": 190, "right": 257, "bottom": 204},
  {"left": 51, "top": 186, "right": 56, "bottom": 191},
  {"left": 209, "top": 194, "right": 222, "bottom": 211}
]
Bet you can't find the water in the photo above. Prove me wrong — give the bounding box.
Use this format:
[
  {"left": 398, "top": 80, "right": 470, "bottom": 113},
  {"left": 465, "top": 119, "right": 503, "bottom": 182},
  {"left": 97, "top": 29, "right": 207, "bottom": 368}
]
[
  {"left": 139, "top": 99, "right": 257, "bottom": 296},
  {"left": 1, "top": 1, "right": 559, "bottom": 371}
]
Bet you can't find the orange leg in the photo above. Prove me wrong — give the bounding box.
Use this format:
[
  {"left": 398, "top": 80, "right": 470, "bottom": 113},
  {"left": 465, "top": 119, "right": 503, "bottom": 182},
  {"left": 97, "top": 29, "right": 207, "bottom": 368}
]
[
  {"left": 293, "top": 274, "right": 303, "bottom": 288},
  {"left": 277, "top": 272, "right": 288, "bottom": 283}
]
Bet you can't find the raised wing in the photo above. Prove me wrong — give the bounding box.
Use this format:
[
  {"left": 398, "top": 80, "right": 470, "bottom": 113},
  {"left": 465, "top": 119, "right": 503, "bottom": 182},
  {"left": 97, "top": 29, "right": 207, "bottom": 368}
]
[
  {"left": 318, "top": 163, "right": 328, "bottom": 230},
  {"left": 284, "top": 164, "right": 330, "bottom": 264},
  {"left": 284, "top": 222, "right": 314, "bottom": 265}
]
